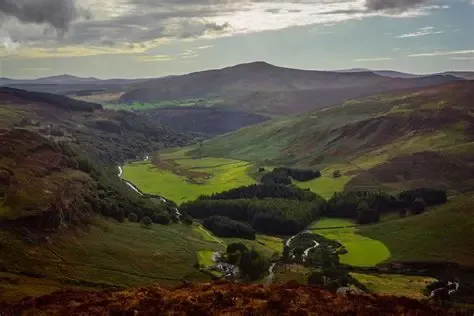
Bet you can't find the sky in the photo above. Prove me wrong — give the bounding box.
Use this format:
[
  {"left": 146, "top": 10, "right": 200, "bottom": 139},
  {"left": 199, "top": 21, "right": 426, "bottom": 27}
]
[{"left": 0, "top": 0, "right": 473, "bottom": 79}]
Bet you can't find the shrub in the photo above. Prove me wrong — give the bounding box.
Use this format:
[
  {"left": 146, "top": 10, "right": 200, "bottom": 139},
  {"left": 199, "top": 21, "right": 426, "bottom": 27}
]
[
  {"left": 333, "top": 170, "right": 342, "bottom": 178},
  {"left": 410, "top": 197, "right": 426, "bottom": 215},
  {"left": 182, "top": 214, "right": 193, "bottom": 225},
  {"left": 128, "top": 212, "right": 138, "bottom": 222},
  {"left": 152, "top": 213, "right": 171, "bottom": 225},
  {"left": 141, "top": 216, "right": 153, "bottom": 228}
]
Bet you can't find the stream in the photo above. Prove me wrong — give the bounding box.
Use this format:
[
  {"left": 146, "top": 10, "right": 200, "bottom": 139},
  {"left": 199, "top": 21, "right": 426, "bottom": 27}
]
[{"left": 117, "top": 165, "right": 181, "bottom": 219}]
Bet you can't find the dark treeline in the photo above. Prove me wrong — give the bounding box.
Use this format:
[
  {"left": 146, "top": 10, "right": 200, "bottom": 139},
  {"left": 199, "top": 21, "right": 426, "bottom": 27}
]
[
  {"left": 202, "top": 216, "right": 256, "bottom": 240},
  {"left": 326, "top": 188, "right": 447, "bottom": 224},
  {"left": 197, "top": 184, "right": 322, "bottom": 202},
  {"left": 182, "top": 198, "right": 325, "bottom": 235},
  {"left": 399, "top": 188, "right": 447, "bottom": 206},
  {"left": 261, "top": 167, "right": 321, "bottom": 185}
]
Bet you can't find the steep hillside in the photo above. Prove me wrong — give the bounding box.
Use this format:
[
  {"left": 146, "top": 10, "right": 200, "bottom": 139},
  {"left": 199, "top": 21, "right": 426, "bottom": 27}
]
[
  {"left": 193, "top": 81, "right": 474, "bottom": 194},
  {"left": 144, "top": 107, "right": 269, "bottom": 135},
  {"left": 120, "top": 62, "right": 461, "bottom": 115},
  {"left": 0, "top": 88, "right": 197, "bottom": 164},
  {"left": 1, "top": 281, "right": 466, "bottom": 315}
]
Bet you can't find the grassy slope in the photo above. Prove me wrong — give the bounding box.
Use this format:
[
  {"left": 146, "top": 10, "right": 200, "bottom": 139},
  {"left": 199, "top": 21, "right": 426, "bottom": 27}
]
[
  {"left": 0, "top": 218, "right": 221, "bottom": 290},
  {"left": 350, "top": 273, "right": 436, "bottom": 299},
  {"left": 359, "top": 195, "right": 474, "bottom": 266},
  {"left": 192, "top": 82, "right": 474, "bottom": 194}
]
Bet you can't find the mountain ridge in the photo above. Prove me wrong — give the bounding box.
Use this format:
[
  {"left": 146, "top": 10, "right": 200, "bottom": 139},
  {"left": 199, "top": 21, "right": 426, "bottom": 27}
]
[{"left": 120, "top": 62, "right": 463, "bottom": 115}]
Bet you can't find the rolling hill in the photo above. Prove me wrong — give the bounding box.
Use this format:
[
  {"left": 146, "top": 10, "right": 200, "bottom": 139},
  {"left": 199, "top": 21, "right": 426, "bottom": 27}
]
[
  {"left": 120, "top": 62, "right": 462, "bottom": 115},
  {"left": 189, "top": 81, "right": 474, "bottom": 194}
]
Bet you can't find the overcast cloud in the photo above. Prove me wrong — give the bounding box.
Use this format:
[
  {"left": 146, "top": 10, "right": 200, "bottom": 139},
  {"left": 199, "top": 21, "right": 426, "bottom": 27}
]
[{"left": 0, "top": 0, "right": 461, "bottom": 58}]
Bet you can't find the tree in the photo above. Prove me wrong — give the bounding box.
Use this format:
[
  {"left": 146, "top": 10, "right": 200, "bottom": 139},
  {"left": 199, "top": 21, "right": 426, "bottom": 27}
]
[
  {"left": 399, "top": 208, "right": 408, "bottom": 218},
  {"left": 239, "top": 249, "right": 270, "bottom": 280},
  {"left": 198, "top": 141, "right": 204, "bottom": 158},
  {"left": 333, "top": 170, "right": 342, "bottom": 178},
  {"left": 115, "top": 209, "right": 125, "bottom": 223},
  {"left": 128, "top": 212, "right": 138, "bottom": 222},
  {"left": 141, "top": 216, "right": 153, "bottom": 228},
  {"left": 182, "top": 214, "right": 193, "bottom": 225},
  {"left": 152, "top": 213, "right": 171, "bottom": 225},
  {"left": 356, "top": 201, "right": 380, "bottom": 224},
  {"left": 227, "top": 242, "right": 248, "bottom": 254},
  {"left": 410, "top": 197, "right": 425, "bottom": 215}
]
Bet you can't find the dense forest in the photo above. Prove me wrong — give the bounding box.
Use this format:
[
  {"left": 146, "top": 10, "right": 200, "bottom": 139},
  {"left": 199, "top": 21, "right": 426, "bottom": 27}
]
[
  {"left": 182, "top": 184, "right": 326, "bottom": 235},
  {"left": 185, "top": 184, "right": 449, "bottom": 235},
  {"left": 198, "top": 184, "right": 322, "bottom": 202}
]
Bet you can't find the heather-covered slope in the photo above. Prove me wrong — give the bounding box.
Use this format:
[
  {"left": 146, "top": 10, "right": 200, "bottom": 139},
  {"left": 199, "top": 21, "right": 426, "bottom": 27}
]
[{"left": 1, "top": 281, "right": 467, "bottom": 316}]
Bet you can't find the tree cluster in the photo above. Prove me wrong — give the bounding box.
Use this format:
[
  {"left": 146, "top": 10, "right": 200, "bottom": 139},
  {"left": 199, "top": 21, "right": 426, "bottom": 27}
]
[
  {"left": 182, "top": 198, "right": 325, "bottom": 235},
  {"left": 325, "top": 188, "right": 447, "bottom": 224},
  {"left": 198, "top": 184, "right": 322, "bottom": 202},
  {"left": 399, "top": 188, "right": 447, "bottom": 206},
  {"left": 202, "top": 216, "right": 256, "bottom": 240},
  {"left": 226, "top": 243, "right": 270, "bottom": 280},
  {"left": 261, "top": 167, "right": 321, "bottom": 185}
]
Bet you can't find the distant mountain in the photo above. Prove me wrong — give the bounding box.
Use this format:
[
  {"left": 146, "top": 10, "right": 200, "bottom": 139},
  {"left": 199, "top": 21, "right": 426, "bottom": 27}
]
[
  {"left": 0, "top": 75, "right": 149, "bottom": 86},
  {"left": 121, "top": 62, "right": 463, "bottom": 115},
  {"left": 0, "top": 75, "right": 152, "bottom": 97},
  {"left": 441, "top": 71, "right": 474, "bottom": 80},
  {"left": 336, "top": 68, "right": 421, "bottom": 79}
]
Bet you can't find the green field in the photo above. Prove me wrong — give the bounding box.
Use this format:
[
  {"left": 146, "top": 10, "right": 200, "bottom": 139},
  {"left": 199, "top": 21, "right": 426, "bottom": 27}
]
[
  {"left": 122, "top": 154, "right": 255, "bottom": 203},
  {"left": 294, "top": 171, "right": 351, "bottom": 199},
  {"left": 350, "top": 273, "right": 436, "bottom": 299},
  {"left": 359, "top": 195, "right": 474, "bottom": 266},
  {"left": 309, "top": 218, "right": 355, "bottom": 229},
  {"left": 311, "top": 225, "right": 390, "bottom": 267},
  {"left": 192, "top": 223, "right": 283, "bottom": 258},
  {"left": 104, "top": 98, "right": 225, "bottom": 111}
]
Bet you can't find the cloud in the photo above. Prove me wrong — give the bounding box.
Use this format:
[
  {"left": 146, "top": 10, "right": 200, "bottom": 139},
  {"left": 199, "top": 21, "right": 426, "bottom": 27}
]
[
  {"left": 354, "top": 57, "right": 393, "bottom": 62},
  {"left": 1, "top": 35, "right": 19, "bottom": 51},
  {"left": 408, "top": 49, "right": 474, "bottom": 57},
  {"left": 197, "top": 45, "right": 213, "bottom": 50},
  {"left": 0, "top": 0, "right": 87, "bottom": 32},
  {"left": 20, "top": 67, "right": 51, "bottom": 71},
  {"left": 0, "top": 0, "right": 455, "bottom": 59},
  {"left": 396, "top": 26, "right": 445, "bottom": 38},
  {"left": 137, "top": 54, "right": 174, "bottom": 62},
  {"left": 450, "top": 56, "right": 474, "bottom": 60},
  {"left": 365, "top": 0, "right": 427, "bottom": 12}
]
